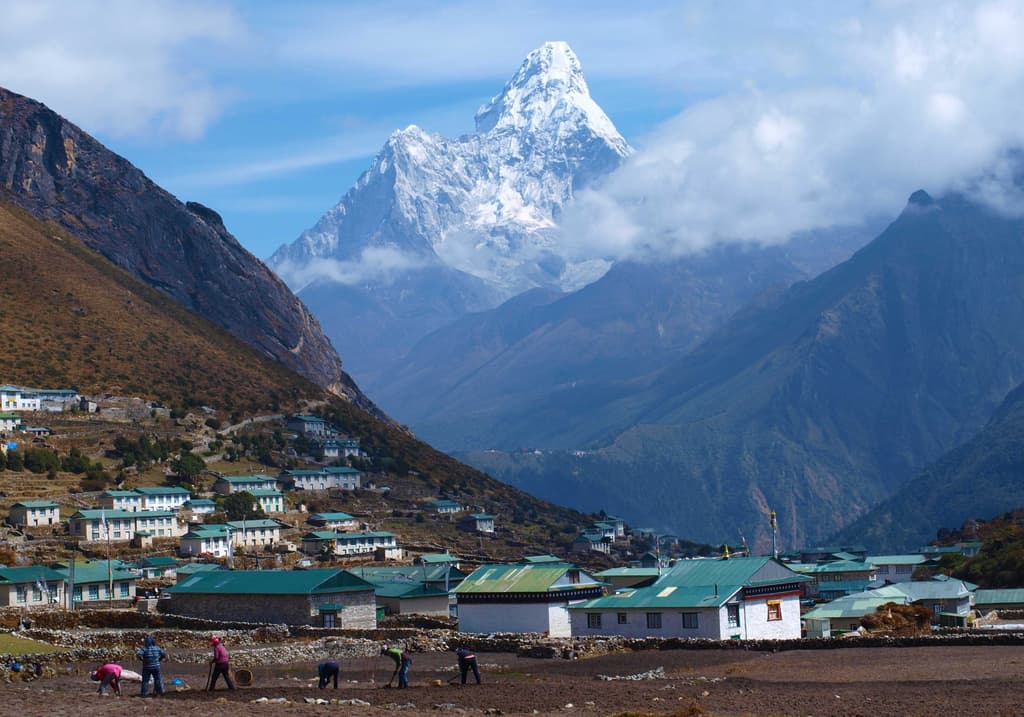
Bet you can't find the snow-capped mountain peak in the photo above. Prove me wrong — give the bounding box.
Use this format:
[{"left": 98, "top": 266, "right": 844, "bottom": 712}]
[
  {"left": 272, "top": 42, "right": 630, "bottom": 296},
  {"left": 474, "top": 41, "right": 625, "bottom": 151}
]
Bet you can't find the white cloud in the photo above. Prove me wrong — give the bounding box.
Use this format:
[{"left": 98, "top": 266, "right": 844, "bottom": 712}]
[
  {"left": 0, "top": 0, "right": 242, "bottom": 139},
  {"left": 274, "top": 247, "right": 429, "bottom": 292},
  {"left": 561, "top": 1, "right": 1024, "bottom": 262}
]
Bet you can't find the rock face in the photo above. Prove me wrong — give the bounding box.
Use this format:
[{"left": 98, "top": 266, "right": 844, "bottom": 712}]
[
  {"left": 0, "top": 86, "right": 371, "bottom": 408},
  {"left": 269, "top": 42, "right": 631, "bottom": 376}
]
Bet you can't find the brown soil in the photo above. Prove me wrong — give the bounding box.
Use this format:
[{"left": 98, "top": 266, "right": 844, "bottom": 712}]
[{"left": 6, "top": 645, "right": 1024, "bottom": 716}]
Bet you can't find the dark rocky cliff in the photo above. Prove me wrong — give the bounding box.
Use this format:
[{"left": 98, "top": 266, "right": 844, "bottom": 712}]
[{"left": 0, "top": 86, "right": 375, "bottom": 412}]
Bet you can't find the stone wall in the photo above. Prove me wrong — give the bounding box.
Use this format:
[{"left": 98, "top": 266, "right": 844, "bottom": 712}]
[{"left": 165, "top": 589, "right": 376, "bottom": 627}]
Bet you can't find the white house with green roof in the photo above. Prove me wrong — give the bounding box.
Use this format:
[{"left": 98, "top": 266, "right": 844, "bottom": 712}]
[
  {"left": 69, "top": 509, "right": 183, "bottom": 541},
  {"left": 98, "top": 490, "right": 144, "bottom": 512},
  {"left": 179, "top": 525, "right": 232, "bottom": 558},
  {"left": 249, "top": 488, "right": 286, "bottom": 513},
  {"left": 790, "top": 560, "right": 877, "bottom": 600},
  {"left": 167, "top": 567, "right": 375, "bottom": 627},
  {"left": 802, "top": 593, "right": 896, "bottom": 637},
  {"left": 301, "top": 530, "right": 401, "bottom": 559},
  {"left": 55, "top": 560, "right": 137, "bottom": 606},
  {"left": 425, "top": 499, "right": 464, "bottom": 514},
  {"left": 456, "top": 563, "right": 603, "bottom": 636},
  {"left": 133, "top": 486, "right": 191, "bottom": 511},
  {"left": 569, "top": 557, "right": 810, "bottom": 640},
  {"left": 182, "top": 498, "right": 216, "bottom": 516},
  {"left": 8, "top": 500, "right": 61, "bottom": 527},
  {"left": 867, "top": 554, "right": 929, "bottom": 585},
  {"left": 278, "top": 466, "right": 362, "bottom": 491},
  {"left": 0, "top": 566, "right": 65, "bottom": 608},
  {"left": 458, "top": 513, "right": 495, "bottom": 534},
  {"left": 212, "top": 474, "right": 278, "bottom": 495},
  {"left": 227, "top": 519, "right": 283, "bottom": 548},
  {"left": 307, "top": 511, "right": 358, "bottom": 531},
  {"left": 0, "top": 412, "right": 23, "bottom": 432},
  {"left": 286, "top": 414, "right": 332, "bottom": 438}
]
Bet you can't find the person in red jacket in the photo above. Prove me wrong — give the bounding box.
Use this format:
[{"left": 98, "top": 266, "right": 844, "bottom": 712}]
[
  {"left": 207, "top": 637, "right": 235, "bottom": 690},
  {"left": 90, "top": 663, "right": 122, "bottom": 696}
]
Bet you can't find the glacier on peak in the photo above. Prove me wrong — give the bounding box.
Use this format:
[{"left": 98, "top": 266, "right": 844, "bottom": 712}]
[{"left": 270, "top": 41, "right": 630, "bottom": 296}]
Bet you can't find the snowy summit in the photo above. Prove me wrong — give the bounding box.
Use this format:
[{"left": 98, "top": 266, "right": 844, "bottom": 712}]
[{"left": 271, "top": 41, "right": 631, "bottom": 295}]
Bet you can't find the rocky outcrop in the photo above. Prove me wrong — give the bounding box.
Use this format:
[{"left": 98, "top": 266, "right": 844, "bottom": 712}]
[{"left": 0, "top": 86, "right": 375, "bottom": 411}]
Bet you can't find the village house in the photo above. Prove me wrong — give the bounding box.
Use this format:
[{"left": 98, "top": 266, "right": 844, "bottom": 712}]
[
  {"left": 286, "top": 414, "right": 333, "bottom": 439},
  {"left": 0, "top": 412, "right": 23, "bottom": 433},
  {"left": 56, "top": 560, "right": 137, "bottom": 607},
  {"left": 7, "top": 500, "right": 61, "bottom": 528},
  {"left": 802, "top": 593, "right": 896, "bottom": 638},
  {"left": 300, "top": 530, "right": 401, "bottom": 560},
  {"left": 98, "top": 490, "right": 144, "bottom": 512},
  {"left": 68, "top": 509, "right": 183, "bottom": 541},
  {"left": 348, "top": 564, "right": 465, "bottom": 616},
  {"left": 179, "top": 526, "right": 231, "bottom": 558},
  {"left": 181, "top": 498, "right": 217, "bottom": 517},
  {"left": 791, "top": 560, "right": 877, "bottom": 600},
  {"left": 867, "top": 554, "right": 929, "bottom": 585},
  {"left": 458, "top": 512, "right": 495, "bottom": 534},
  {"left": 166, "top": 568, "right": 376, "bottom": 627},
  {"left": 313, "top": 437, "right": 365, "bottom": 460},
  {"left": 0, "top": 385, "right": 41, "bottom": 411},
  {"left": 424, "top": 499, "right": 464, "bottom": 514},
  {"left": 132, "top": 557, "right": 180, "bottom": 580},
  {"left": 0, "top": 566, "right": 65, "bottom": 608},
  {"left": 872, "top": 580, "right": 974, "bottom": 626},
  {"left": 212, "top": 474, "right": 278, "bottom": 495},
  {"left": 415, "top": 553, "right": 461, "bottom": 568},
  {"left": 572, "top": 530, "right": 611, "bottom": 554},
  {"left": 134, "top": 486, "right": 191, "bottom": 511},
  {"left": 307, "top": 511, "right": 358, "bottom": 531},
  {"left": 974, "top": 588, "right": 1024, "bottom": 612},
  {"left": 278, "top": 466, "right": 362, "bottom": 491},
  {"left": 249, "top": 488, "right": 286, "bottom": 513},
  {"left": 603, "top": 515, "right": 627, "bottom": 538},
  {"left": 174, "top": 562, "right": 226, "bottom": 581},
  {"left": 228, "top": 519, "right": 283, "bottom": 548},
  {"left": 569, "top": 557, "right": 810, "bottom": 640},
  {"left": 455, "top": 563, "right": 603, "bottom": 636}
]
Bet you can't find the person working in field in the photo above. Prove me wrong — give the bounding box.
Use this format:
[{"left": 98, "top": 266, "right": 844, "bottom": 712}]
[
  {"left": 208, "top": 637, "right": 235, "bottom": 690},
  {"left": 136, "top": 635, "right": 168, "bottom": 697},
  {"left": 90, "top": 663, "right": 122, "bottom": 696},
  {"left": 455, "top": 647, "right": 481, "bottom": 684},
  {"left": 382, "top": 646, "right": 412, "bottom": 688},
  {"left": 318, "top": 659, "right": 340, "bottom": 689}
]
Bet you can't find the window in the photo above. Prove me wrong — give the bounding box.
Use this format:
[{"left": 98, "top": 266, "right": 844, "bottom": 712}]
[
  {"left": 586, "top": 613, "right": 602, "bottom": 629},
  {"left": 15, "top": 586, "right": 26, "bottom": 603},
  {"left": 646, "top": 612, "right": 662, "bottom": 629},
  {"left": 727, "top": 604, "right": 741, "bottom": 628},
  {"left": 767, "top": 600, "right": 782, "bottom": 621},
  {"left": 681, "top": 612, "right": 699, "bottom": 629},
  {"left": 73, "top": 586, "right": 82, "bottom": 602},
  {"left": 567, "top": 570, "right": 581, "bottom": 584},
  {"left": 323, "top": 613, "right": 336, "bottom": 628},
  {"left": 32, "top": 588, "right": 41, "bottom": 602},
  {"left": 88, "top": 585, "right": 99, "bottom": 600},
  {"left": 120, "top": 582, "right": 130, "bottom": 598},
  {"left": 617, "top": 613, "right": 628, "bottom": 625}
]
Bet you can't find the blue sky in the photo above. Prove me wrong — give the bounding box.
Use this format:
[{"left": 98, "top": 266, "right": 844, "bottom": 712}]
[{"left": 2, "top": 1, "right": 1023, "bottom": 260}]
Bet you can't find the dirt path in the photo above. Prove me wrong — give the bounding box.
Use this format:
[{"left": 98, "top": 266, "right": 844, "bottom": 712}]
[{"left": 6, "top": 645, "right": 1024, "bottom": 716}]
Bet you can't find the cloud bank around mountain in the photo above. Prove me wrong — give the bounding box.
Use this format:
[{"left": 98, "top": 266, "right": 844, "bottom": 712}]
[{"left": 562, "top": 1, "right": 1024, "bottom": 261}]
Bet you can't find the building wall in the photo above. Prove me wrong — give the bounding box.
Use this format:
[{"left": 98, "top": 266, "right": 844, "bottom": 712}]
[
  {"left": 379, "top": 594, "right": 450, "bottom": 616},
  {"left": 740, "top": 594, "right": 802, "bottom": 640},
  {"left": 169, "top": 589, "right": 376, "bottom": 627},
  {"left": 458, "top": 601, "right": 556, "bottom": 634},
  {"left": 570, "top": 607, "right": 723, "bottom": 639},
  {"left": 0, "top": 583, "right": 64, "bottom": 608},
  {"left": 9, "top": 506, "right": 59, "bottom": 527}
]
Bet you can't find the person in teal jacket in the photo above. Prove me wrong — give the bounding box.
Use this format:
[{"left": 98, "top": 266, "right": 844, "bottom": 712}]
[{"left": 382, "top": 646, "right": 411, "bottom": 688}]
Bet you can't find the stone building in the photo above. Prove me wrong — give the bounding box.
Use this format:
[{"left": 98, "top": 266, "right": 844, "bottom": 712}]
[{"left": 165, "top": 568, "right": 377, "bottom": 627}]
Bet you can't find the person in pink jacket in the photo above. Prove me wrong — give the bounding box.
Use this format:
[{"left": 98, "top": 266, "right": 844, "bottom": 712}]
[
  {"left": 208, "top": 637, "right": 235, "bottom": 690},
  {"left": 90, "top": 663, "right": 122, "bottom": 696}
]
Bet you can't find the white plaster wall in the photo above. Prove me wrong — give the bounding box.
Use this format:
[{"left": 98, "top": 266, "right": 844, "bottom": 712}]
[
  {"left": 570, "top": 608, "right": 721, "bottom": 639},
  {"left": 742, "top": 595, "right": 802, "bottom": 640},
  {"left": 548, "top": 603, "right": 572, "bottom": 637},
  {"left": 458, "top": 602, "right": 553, "bottom": 634}
]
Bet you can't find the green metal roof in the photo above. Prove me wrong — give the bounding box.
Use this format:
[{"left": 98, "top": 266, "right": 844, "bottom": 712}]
[
  {"left": 249, "top": 489, "right": 283, "bottom": 497},
  {"left": 133, "top": 486, "right": 191, "bottom": 495},
  {"left": 226, "top": 519, "right": 281, "bottom": 529},
  {"left": 595, "top": 568, "right": 662, "bottom": 577},
  {"left": 176, "top": 562, "right": 225, "bottom": 575},
  {"left": 55, "top": 561, "right": 137, "bottom": 584},
  {"left": 523, "top": 555, "right": 563, "bottom": 564},
  {"left": 309, "top": 512, "right": 355, "bottom": 521},
  {"left": 456, "top": 564, "right": 598, "bottom": 594},
  {"left": 372, "top": 583, "right": 449, "bottom": 599},
  {"left": 136, "top": 557, "right": 180, "bottom": 568},
  {"left": 72, "top": 509, "right": 175, "bottom": 519},
  {"left": 426, "top": 499, "right": 463, "bottom": 508},
  {"left": 574, "top": 584, "right": 735, "bottom": 610},
  {"left": 184, "top": 499, "right": 216, "bottom": 506},
  {"left": 867, "top": 554, "right": 927, "bottom": 566},
  {"left": 418, "top": 553, "right": 459, "bottom": 564},
  {"left": 974, "top": 589, "right": 1024, "bottom": 605},
  {"left": 348, "top": 565, "right": 464, "bottom": 585},
  {"left": 803, "top": 595, "right": 895, "bottom": 621},
  {"left": 101, "top": 491, "right": 141, "bottom": 498},
  {"left": 10, "top": 500, "right": 60, "bottom": 508},
  {"left": 791, "top": 560, "right": 874, "bottom": 574},
  {"left": 0, "top": 566, "right": 66, "bottom": 584},
  {"left": 302, "top": 530, "right": 394, "bottom": 541},
  {"left": 217, "top": 475, "right": 277, "bottom": 483},
  {"left": 168, "top": 568, "right": 372, "bottom": 595}
]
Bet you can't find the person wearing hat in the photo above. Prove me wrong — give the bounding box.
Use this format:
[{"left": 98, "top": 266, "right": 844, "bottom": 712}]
[
  {"left": 136, "top": 635, "right": 168, "bottom": 697},
  {"left": 90, "top": 663, "right": 122, "bottom": 696},
  {"left": 208, "top": 637, "right": 235, "bottom": 690},
  {"left": 318, "top": 658, "right": 340, "bottom": 689},
  {"left": 381, "top": 646, "right": 411, "bottom": 688}
]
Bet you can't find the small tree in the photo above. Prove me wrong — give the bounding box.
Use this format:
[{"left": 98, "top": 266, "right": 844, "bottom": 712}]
[
  {"left": 221, "top": 491, "right": 265, "bottom": 521},
  {"left": 171, "top": 452, "right": 205, "bottom": 485}
]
